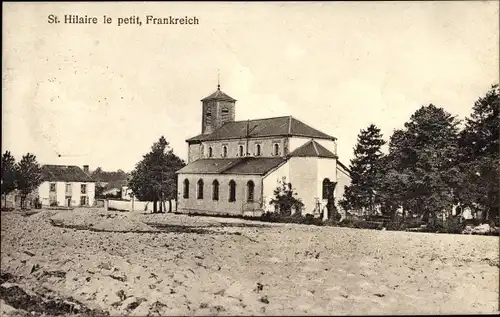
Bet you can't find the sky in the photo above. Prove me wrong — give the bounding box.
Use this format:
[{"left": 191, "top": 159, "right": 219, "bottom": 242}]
[{"left": 2, "top": 1, "right": 499, "bottom": 172}]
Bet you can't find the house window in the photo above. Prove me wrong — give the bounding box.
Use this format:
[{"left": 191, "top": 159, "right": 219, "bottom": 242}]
[
  {"left": 183, "top": 179, "right": 189, "bottom": 199},
  {"left": 247, "top": 180, "right": 255, "bottom": 202},
  {"left": 197, "top": 179, "right": 204, "bottom": 199},
  {"left": 229, "top": 180, "right": 236, "bottom": 202},
  {"left": 239, "top": 145, "right": 244, "bottom": 157},
  {"left": 222, "top": 146, "right": 228, "bottom": 157},
  {"left": 256, "top": 144, "right": 261, "bottom": 156},
  {"left": 50, "top": 183, "right": 56, "bottom": 192},
  {"left": 65, "top": 183, "right": 72, "bottom": 193},
  {"left": 80, "top": 196, "right": 87, "bottom": 206},
  {"left": 274, "top": 143, "right": 280, "bottom": 156},
  {"left": 208, "top": 147, "right": 213, "bottom": 158},
  {"left": 81, "top": 184, "right": 87, "bottom": 194},
  {"left": 212, "top": 180, "right": 219, "bottom": 201}
]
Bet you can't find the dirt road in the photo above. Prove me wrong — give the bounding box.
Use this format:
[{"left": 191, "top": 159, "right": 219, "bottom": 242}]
[{"left": 1, "top": 208, "right": 498, "bottom": 315}]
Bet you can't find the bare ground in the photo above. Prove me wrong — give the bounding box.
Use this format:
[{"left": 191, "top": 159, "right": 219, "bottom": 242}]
[{"left": 1, "top": 208, "right": 498, "bottom": 316}]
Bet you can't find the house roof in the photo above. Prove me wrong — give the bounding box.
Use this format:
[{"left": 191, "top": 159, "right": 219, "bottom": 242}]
[
  {"left": 176, "top": 157, "right": 286, "bottom": 176},
  {"left": 289, "top": 140, "right": 338, "bottom": 159},
  {"left": 105, "top": 180, "right": 128, "bottom": 190},
  {"left": 201, "top": 87, "right": 237, "bottom": 102},
  {"left": 41, "top": 165, "right": 94, "bottom": 182},
  {"left": 187, "top": 116, "right": 336, "bottom": 143}
]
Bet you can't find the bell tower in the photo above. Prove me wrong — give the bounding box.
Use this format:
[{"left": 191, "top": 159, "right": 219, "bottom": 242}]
[{"left": 201, "top": 82, "right": 237, "bottom": 134}]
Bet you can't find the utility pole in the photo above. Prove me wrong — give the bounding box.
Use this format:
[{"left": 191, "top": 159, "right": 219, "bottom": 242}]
[
  {"left": 245, "top": 120, "right": 258, "bottom": 156},
  {"left": 246, "top": 119, "right": 249, "bottom": 156}
]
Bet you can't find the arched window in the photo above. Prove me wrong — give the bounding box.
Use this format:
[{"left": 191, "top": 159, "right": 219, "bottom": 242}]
[
  {"left": 229, "top": 180, "right": 236, "bottom": 202},
  {"left": 256, "top": 144, "right": 261, "bottom": 156},
  {"left": 247, "top": 180, "right": 255, "bottom": 202},
  {"left": 197, "top": 179, "right": 204, "bottom": 199},
  {"left": 223, "top": 146, "right": 228, "bottom": 157},
  {"left": 322, "top": 178, "right": 330, "bottom": 200},
  {"left": 239, "top": 145, "right": 244, "bottom": 157},
  {"left": 274, "top": 143, "right": 280, "bottom": 156},
  {"left": 208, "top": 147, "right": 213, "bottom": 158},
  {"left": 183, "top": 179, "right": 190, "bottom": 199},
  {"left": 212, "top": 180, "right": 219, "bottom": 201}
]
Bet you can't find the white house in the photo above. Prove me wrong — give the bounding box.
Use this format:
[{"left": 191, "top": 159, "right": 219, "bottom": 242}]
[{"left": 39, "top": 165, "right": 96, "bottom": 207}]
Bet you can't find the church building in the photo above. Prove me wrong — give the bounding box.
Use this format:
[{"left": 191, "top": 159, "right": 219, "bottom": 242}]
[{"left": 176, "top": 84, "right": 351, "bottom": 218}]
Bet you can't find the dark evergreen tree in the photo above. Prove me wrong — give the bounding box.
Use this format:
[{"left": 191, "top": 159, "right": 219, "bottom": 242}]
[
  {"left": 457, "top": 84, "right": 499, "bottom": 222},
  {"left": 381, "top": 105, "right": 460, "bottom": 224},
  {"left": 340, "top": 124, "right": 385, "bottom": 215},
  {"left": 16, "top": 153, "right": 43, "bottom": 209},
  {"left": 1, "top": 151, "right": 18, "bottom": 208},
  {"left": 128, "top": 136, "right": 185, "bottom": 213}
]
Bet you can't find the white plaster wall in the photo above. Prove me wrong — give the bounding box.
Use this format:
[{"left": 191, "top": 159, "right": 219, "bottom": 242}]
[
  {"left": 39, "top": 181, "right": 95, "bottom": 207},
  {"left": 177, "top": 173, "right": 263, "bottom": 215},
  {"left": 317, "top": 157, "right": 337, "bottom": 197},
  {"left": 86, "top": 182, "right": 96, "bottom": 206},
  {"left": 336, "top": 166, "right": 351, "bottom": 204},
  {"left": 38, "top": 182, "right": 50, "bottom": 205},
  {"left": 56, "top": 182, "right": 66, "bottom": 206},
  {"left": 288, "top": 157, "right": 319, "bottom": 214},
  {"left": 262, "top": 161, "right": 290, "bottom": 212}
]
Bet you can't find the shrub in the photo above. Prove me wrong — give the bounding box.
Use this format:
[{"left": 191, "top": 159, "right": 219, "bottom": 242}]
[
  {"left": 385, "top": 221, "right": 405, "bottom": 231},
  {"left": 269, "top": 177, "right": 304, "bottom": 216},
  {"left": 301, "top": 214, "right": 323, "bottom": 226}
]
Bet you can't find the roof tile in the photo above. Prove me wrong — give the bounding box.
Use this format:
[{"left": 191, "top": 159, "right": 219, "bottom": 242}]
[
  {"left": 187, "top": 116, "right": 335, "bottom": 142},
  {"left": 41, "top": 165, "right": 94, "bottom": 182},
  {"left": 289, "top": 140, "right": 337, "bottom": 158}
]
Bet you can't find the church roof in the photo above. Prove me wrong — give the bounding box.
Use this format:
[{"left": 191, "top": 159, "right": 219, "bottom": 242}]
[
  {"left": 41, "top": 165, "right": 94, "bottom": 182},
  {"left": 337, "top": 160, "right": 351, "bottom": 175},
  {"left": 176, "top": 157, "right": 286, "bottom": 175},
  {"left": 201, "top": 87, "right": 237, "bottom": 102},
  {"left": 289, "top": 140, "right": 338, "bottom": 159},
  {"left": 187, "top": 116, "right": 336, "bottom": 143}
]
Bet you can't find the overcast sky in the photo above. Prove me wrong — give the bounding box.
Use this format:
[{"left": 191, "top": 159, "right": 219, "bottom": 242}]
[{"left": 3, "top": 1, "right": 499, "bottom": 171}]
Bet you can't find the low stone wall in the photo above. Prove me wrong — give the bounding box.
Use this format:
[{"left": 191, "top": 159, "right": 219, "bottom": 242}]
[{"left": 107, "top": 199, "right": 177, "bottom": 212}]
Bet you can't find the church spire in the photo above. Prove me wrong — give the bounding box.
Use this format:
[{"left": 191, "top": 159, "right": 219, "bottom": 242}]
[{"left": 217, "top": 69, "right": 220, "bottom": 90}]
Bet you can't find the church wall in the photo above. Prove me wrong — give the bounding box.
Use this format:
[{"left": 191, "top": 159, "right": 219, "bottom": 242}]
[
  {"left": 288, "top": 137, "right": 337, "bottom": 156},
  {"left": 188, "top": 144, "right": 202, "bottom": 163},
  {"left": 288, "top": 157, "right": 319, "bottom": 214},
  {"left": 317, "top": 157, "right": 337, "bottom": 198},
  {"left": 177, "top": 173, "right": 263, "bottom": 216},
  {"left": 202, "top": 136, "right": 286, "bottom": 159},
  {"left": 336, "top": 166, "right": 351, "bottom": 208},
  {"left": 262, "top": 160, "right": 290, "bottom": 212}
]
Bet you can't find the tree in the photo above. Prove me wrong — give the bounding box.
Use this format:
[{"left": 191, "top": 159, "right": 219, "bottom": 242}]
[
  {"left": 128, "top": 136, "right": 185, "bottom": 213},
  {"left": 269, "top": 177, "right": 304, "bottom": 216},
  {"left": 1, "top": 151, "right": 18, "bottom": 208},
  {"left": 340, "top": 124, "right": 385, "bottom": 215},
  {"left": 380, "top": 105, "right": 460, "bottom": 225},
  {"left": 457, "top": 84, "right": 499, "bottom": 222},
  {"left": 16, "top": 153, "right": 43, "bottom": 209}
]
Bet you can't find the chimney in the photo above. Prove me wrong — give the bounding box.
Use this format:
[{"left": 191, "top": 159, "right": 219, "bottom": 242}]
[{"left": 83, "top": 165, "right": 89, "bottom": 174}]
